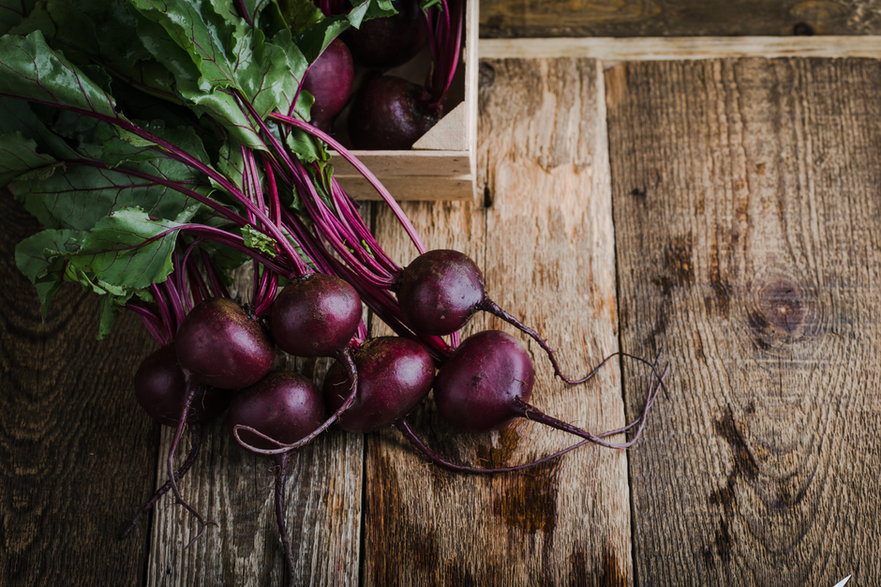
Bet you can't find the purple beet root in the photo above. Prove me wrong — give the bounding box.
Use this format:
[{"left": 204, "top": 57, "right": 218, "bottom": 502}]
[
  {"left": 348, "top": 76, "right": 440, "bottom": 150},
  {"left": 227, "top": 371, "right": 325, "bottom": 451},
  {"left": 434, "top": 330, "right": 535, "bottom": 432},
  {"left": 175, "top": 297, "right": 274, "bottom": 390},
  {"left": 344, "top": 0, "right": 427, "bottom": 68},
  {"left": 433, "top": 329, "right": 667, "bottom": 448},
  {"left": 133, "top": 345, "right": 229, "bottom": 426},
  {"left": 226, "top": 370, "right": 325, "bottom": 586},
  {"left": 323, "top": 337, "right": 434, "bottom": 433},
  {"left": 269, "top": 273, "right": 362, "bottom": 358},
  {"left": 397, "top": 249, "right": 484, "bottom": 336},
  {"left": 303, "top": 39, "right": 354, "bottom": 129}
]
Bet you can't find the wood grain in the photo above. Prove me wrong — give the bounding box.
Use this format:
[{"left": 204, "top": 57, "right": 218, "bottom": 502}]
[
  {"left": 364, "top": 58, "right": 634, "bottom": 584},
  {"left": 606, "top": 58, "right": 881, "bottom": 584},
  {"left": 480, "top": 0, "right": 881, "bottom": 38},
  {"left": 0, "top": 197, "right": 158, "bottom": 584}
]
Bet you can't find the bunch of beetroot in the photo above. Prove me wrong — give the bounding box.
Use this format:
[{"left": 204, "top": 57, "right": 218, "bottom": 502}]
[
  {"left": 307, "top": 0, "right": 464, "bottom": 148},
  {"left": 124, "top": 224, "right": 666, "bottom": 585},
  {"left": 0, "top": 1, "right": 666, "bottom": 584}
]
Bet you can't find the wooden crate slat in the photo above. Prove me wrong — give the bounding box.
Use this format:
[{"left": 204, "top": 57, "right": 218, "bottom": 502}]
[
  {"left": 479, "top": 36, "right": 881, "bottom": 62},
  {"left": 330, "top": 150, "right": 473, "bottom": 178},
  {"left": 337, "top": 175, "right": 476, "bottom": 201}
]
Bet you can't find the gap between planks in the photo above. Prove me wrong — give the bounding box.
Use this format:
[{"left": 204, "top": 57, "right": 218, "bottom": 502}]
[{"left": 479, "top": 36, "right": 881, "bottom": 65}]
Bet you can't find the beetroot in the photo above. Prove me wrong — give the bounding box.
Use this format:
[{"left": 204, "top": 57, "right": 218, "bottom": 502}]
[
  {"left": 124, "top": 345, "right": 229, "bottom": 538},
  {"left": 302, "top": 39, "right": 354, "bottom": 130},
  {"left": 268, "top": 273, "right": 361, "bottom": 358},
  {"left": 133, "top": 345, "right": 228, "bottom": 426},
  {"left": 344, "top": 0, "right": 427, "bottom": 68},
  {"left": 397, "top": 249, "right": 484, "bottom": 336},
  {"left": 233, "top": 274, "right": 363, "bottom": 456},
  {"left": 323, "top": 336, "right": 434, "bottom": 432},
  {"left": 397, "top": 249, "right": 611, "bottom": 385},
  {"left": 433, "top": 330, "right": 664, "bottom": 449},
  {"left": 434, "top": 330, "right": 534, "bottom": 431},
  {"left": 226, "top": 370, "right": 326, "bottom": 585},
  {"left": 174, "top": 297, "right": 274, "bottom": 389},
  {"left": 227, "top": 371, "right": 325, "bottom": 451},
  {"left": 347, "top": 76, "right": 440, "bottom": 150},
  {"left": 397, "top": 357, "right": 669, "bottom": 472}
]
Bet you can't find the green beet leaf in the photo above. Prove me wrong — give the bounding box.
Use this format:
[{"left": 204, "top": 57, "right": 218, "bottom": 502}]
[
  {"left": 0, "top": 31, "right": 118, "bottom": 118},
  {"left": 0, "top": 132, "right": 58, "bottom": 185},
  {"left": 0, "top": 0, "right": 37, "bottom": 35},
  {"left": 67, "top": 206, "right": 198, "bottom": 290},
  {"left": 14, "top": 228, "right": 86, "bottom": 318},
  {"left": 242, "top": 224, "right": 278, "bottom": 257}
]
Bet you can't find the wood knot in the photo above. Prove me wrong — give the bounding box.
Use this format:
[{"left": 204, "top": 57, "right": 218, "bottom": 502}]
[
  {"left": 747, "top": 278, "right": 811, "bottom": 347},
  {"left": 793, "top": 22, "right": 815, "bottom": 35},
  {"left": 760, "top": 281, "right": 805, "bottom": 332}
]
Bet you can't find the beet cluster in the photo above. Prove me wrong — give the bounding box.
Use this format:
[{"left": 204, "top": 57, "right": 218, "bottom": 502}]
[{"left": 127, "top": 246, "right": 666, "bottom": 586}]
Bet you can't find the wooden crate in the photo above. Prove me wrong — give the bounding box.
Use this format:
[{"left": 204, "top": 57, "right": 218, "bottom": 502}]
[{"left": 331, "top": 0, "right": 478, "bottom": 201}]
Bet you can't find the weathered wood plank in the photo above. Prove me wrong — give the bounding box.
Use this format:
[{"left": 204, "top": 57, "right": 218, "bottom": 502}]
[
  {"left": 364, "top": 58, "right": 633, "bottom": 584},
  {"left": 147, "top": 422, "right": 362, "bottom": 586},
  {"left": 606, "top": 58, "right": 881, "bottom": 584},
  {"left": 0, "top": 197, "right": 157, "bottom": 584},
  {"left": 480, "top": 0, "right": 881, "bottom": 38}
]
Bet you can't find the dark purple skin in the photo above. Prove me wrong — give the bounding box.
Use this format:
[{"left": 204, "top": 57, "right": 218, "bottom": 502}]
[
  {"left": 175, "top": 297, "right": 275, "bottom": 390},
  {"left": 348, "top": 76, "right": 440, "bottom": 150},
  {"left": 434, "top": 330, "right": 536, "bottom": 432},
  {"left": 303, "top": 39, "right": 354, "bottom": 129},
  {"left": 397, "top": 249, "right": 485, "bottom": 335},
  {"left": 227, "top": 371, "right": 325, "bottom": 451},
  {"left": 344, "top": 0, "right": 427, "bottom": 68},
  {"left": 269, "top": 273, "right": 362, "bottom": 357},
  {"left": 133, "top": 345, "right": 229, "bottom": 426},
  {"left": 323, "top": 337, "right": 434, "bottom": 433}
]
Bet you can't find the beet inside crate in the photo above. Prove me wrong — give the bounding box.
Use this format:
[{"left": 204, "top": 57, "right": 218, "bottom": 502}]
[{"left": 327, "top": 0, "right": 478, "bottom": 201}]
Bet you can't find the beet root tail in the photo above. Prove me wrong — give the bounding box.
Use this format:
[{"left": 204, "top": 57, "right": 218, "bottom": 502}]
[
  {"left": 479, "top": 298, "right": 668, "bottom": 390},
  {"left": 514, "top": 360, "right": 670, "bottom": 449},
  {"left": 167, "top": 383, "right": 209, "bottom": 545},
  {"left": 274, "top": 454, "right": 296, "bottom": 587},
  {"left": 119, "top": 424, "right": 204, "bottom": 540}
]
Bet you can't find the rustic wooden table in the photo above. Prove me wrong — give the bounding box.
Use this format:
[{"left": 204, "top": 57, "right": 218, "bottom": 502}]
[{"left": 4, "top": 2, "right": 881, "bottom": 585}]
